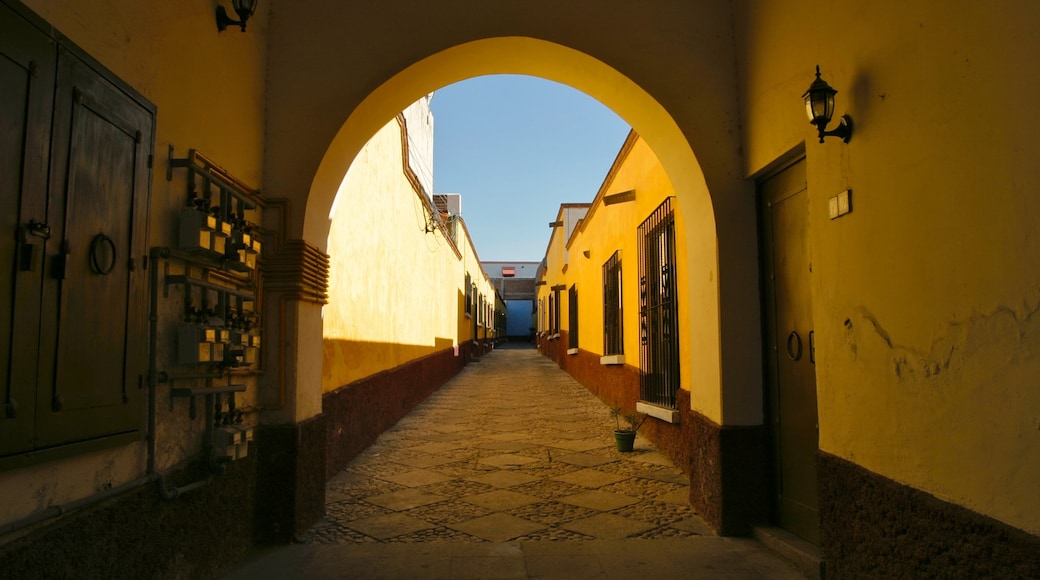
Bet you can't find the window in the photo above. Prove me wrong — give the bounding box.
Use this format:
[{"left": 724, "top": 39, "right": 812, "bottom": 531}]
[
  {"left": 465, "top": 273, "right": 472, "bottom": 316},
  {"left": 553, "top": 287, "right": 562, "bottom": 336},
  {"left": 568, "top": 285, "right": 579, "bottom": 349},
  {"left": 602, "top": 251, "right": 623, "bottom": 356},
  {"left": 548, "top": 293, "right": 556, "bottom": 335},
  {"left": 638, "top": 198, "right": 679, "bottom": 409},
  {"left": 537, "top": 298, "right": 543, "bottom": 333}
]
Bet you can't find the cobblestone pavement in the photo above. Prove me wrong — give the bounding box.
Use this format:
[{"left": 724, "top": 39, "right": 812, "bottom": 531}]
[
  {"left": 300, "top": 346, "right": 710, "bottom": 545},
  {"left": 226, "top": 346, "right": 805, "bottom": 578}
]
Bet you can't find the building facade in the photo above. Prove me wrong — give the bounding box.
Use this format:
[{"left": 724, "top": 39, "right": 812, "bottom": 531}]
[
  {"left": 322, "top": 98, "right": 498, "bottom": 478},
  {"left": 0, "top": 1, "right": 1037, "bottom": 577},
  {"left": 482, "top": 261, "right": 540, "bottom": 341}
]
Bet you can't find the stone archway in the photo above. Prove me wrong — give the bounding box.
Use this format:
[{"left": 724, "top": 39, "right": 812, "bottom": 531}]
[
  {"left": 268, "top": 32, "right": 761, "bottom": 424},
  {"left": 261, "top": 3, "right": 764, "bottom": 535}
]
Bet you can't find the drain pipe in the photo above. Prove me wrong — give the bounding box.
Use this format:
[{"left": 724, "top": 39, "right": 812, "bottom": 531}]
[
  {"left": 148, "top": 247, "right": 163, "bottom": 476},
  {"left": 0, "top": 474, "right": 158, "bottom": 538},
  {"left": 158, "top": 474, "right": 214, "bottom": 500}
]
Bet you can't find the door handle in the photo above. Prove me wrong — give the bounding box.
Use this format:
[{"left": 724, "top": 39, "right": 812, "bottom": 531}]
[
  {"left": 809, "top": 330, "right": 815, "bottom": 364},
  {"left": 786, "top": 330, "right": 803, "bottom": 361},
  {"left": 89, "top": 232, "right": 116, "bottom": 275}
]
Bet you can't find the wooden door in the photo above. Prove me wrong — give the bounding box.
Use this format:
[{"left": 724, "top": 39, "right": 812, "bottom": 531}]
[
  {"left": 760, "top": 158, "right": 820, "bottom": 543},
  {"left": 0, "top": 4, "right": 53, "bottom": 455},
  {"left": 0, "top": 5, "right": 153, "bottom": 463},
  {"left": 34, "top": 48, "right": 152, "bottom": 447}
]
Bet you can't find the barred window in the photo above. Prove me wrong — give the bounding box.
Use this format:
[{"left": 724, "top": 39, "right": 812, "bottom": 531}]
[
  {"left": 548, "top": 293, "right": 556, "bottom": 335},
  {"left": 638, "top": 198, "right": 679, "bottom": 409},
  {"left": 553, "top": 287, "right": 562, "bottom": 335},
  {"left": 568, "top": 285, "right": 579, "bottom": 349},
  {"left": 602, "top": 251, "right": 623, "bottom": 355},
  {"left": 465, "top": 273, "right": 472, "bottom": 316}
]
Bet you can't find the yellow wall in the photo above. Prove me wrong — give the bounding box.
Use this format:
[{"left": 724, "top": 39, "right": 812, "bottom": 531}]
[
  {"left": 562, "top": 134, "right": 696, "bottom": 390},
  {"left": 323, "top": 116, "right": 463, "bottom": 392},
  {"left": 541, "top": 134, "right": 702, "bottom": 410},
  {"left": 3, "top": 0, "right": 270, "bottom": 526},
  {"left": 9, "top": 0, "right": 1039, "bottom": 543},
  {"left": 735, "top": 0, "right": 1040, "bottom": 534}
]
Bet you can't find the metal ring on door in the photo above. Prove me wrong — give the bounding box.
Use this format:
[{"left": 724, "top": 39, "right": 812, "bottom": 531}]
[
  {"left": 89, "top": 232, "right": 117, "bottom": 275},
  {"left": 786, "top": 330, "right": 803, "bottom": 361}
]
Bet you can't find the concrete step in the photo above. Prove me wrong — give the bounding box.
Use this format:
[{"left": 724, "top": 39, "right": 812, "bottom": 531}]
[{"left": 752, "top": 525, "right": 826, "bottom": 579}]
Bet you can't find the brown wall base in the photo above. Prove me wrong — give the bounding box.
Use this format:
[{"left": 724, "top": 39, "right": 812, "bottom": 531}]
[
  {"left": 0, "top": 458, "right": 256, "bottom": 579},
  {"left": 543, "top": 345, "right": 769, "bottom": 536},
  {"left": 684, "top": 411, "right": 769, "bottom": 535},
  {"left": 255, "top": 414, "right": 328, "bottom": 543},
  {"left": 819, "top": 452, "right": 1040, "bottom": 578},
  {"left": 323, "top": 346, "right": 466, "bottom": 480}
]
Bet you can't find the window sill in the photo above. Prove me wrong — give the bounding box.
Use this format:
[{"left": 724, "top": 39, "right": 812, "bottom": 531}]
[
  {"left": 600, "top": 354, "right": 625, "bottom": 365},
  {"left": 637, "top": 401, "right": 680, "bottom": 424},
  {"left": 567, "top": 348, "right": 578, "bottom": 355}
]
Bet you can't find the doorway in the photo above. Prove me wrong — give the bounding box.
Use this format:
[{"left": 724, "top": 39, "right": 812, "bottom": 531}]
[{"left": 759, "top": 157, "right": 819, "bottom": 543}]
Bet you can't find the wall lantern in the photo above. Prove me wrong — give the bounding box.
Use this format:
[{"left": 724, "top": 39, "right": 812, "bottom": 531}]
[
  {"left": 803, "top": 66, "right": 853, "bottom": 143},
  {"left": 216, "top": 0, "right": 258, "bottom": 32}
]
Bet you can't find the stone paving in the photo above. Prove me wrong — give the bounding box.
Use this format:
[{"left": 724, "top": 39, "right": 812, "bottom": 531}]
[
  {"left": 300, "top": 346, "right": 709, "bottom": 545},
  {"left": 225, "top": 345, "right": 805, "bottom": 578}
]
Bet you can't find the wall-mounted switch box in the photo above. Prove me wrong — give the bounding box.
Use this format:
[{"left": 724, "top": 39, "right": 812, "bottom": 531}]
[
  {"left": 214, "top": 425, "right": 253, "bottom": 461},
  {"left": 829, "top": 189, "right": 852, "bottom": 219},
  {"left": 178, "top": 324, "right": 218, "bottom": 364},
  {"left": 178, "top": 209, "right": 215, "bottom": 254}
]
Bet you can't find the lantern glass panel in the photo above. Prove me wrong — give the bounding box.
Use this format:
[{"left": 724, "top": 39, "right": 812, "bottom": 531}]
[{"left": 235, "top": 0, "right": 256, "bottom": 14}]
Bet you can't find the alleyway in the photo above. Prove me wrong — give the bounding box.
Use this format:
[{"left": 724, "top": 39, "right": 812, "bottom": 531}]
[{"left": 225, "top": 346, "right": 804, "bottom": 579}]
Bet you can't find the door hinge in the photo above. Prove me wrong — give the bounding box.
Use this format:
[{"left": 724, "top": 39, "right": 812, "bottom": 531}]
[{"left": 147, "top": 154, "right": 153, "bottom": 169}]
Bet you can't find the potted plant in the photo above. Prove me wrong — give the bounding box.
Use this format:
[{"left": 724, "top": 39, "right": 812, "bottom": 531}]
[{"left": 610, "top": 406, "right": 647, "bottom": 452}]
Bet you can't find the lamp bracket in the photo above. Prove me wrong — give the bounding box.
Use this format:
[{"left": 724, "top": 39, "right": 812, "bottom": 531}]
[
  {"left": 819, "top": 114, "right": 853, "bottom": 143},
  {"left": 216, "top": 5, "right": 251, "bottom": 32}
]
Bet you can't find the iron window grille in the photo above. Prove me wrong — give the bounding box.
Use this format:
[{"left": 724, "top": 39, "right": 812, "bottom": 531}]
[
  {"left": 553, "top": 287, "right": 562, "bottom": 336},
  {"left": 548, "top": 293, "right": 556, "bottom": 335},
  {"left": 568, "top": 284, "right": 579, "bottom": 349},
  {"left": 602, "top": 251, "right": 623, "bottom": 355},
  {"left": 465, "top": 273, "right": 472, "bottom": 316},
  {"left": 637, "top": 198, "right": 679, "bottom": 409}
]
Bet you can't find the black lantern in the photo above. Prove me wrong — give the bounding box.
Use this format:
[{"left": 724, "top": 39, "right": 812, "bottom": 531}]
[
  {"left": 216, "top": 0, "right": 258, "bottom": 33},
  {"left": 803, "top": 66, "right": 852, "bottom": 143}
]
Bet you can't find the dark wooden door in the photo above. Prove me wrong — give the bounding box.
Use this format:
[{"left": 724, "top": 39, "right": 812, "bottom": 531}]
[
  {"left": 34, "top": 49, "right": 152, "bottom": 447},
  {"left": 0, "top": 4, "right": 54, "bottom": 455},
  {"left": 760, "top": 158, "right": 820, "bottom": 543}
]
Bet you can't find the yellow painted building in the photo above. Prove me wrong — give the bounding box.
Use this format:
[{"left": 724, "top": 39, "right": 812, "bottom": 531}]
[
  {"left": 322, "top": 98, "right": 499, "bottom": 475},
  {"left": 0, "top": 0, "right": 1038, "bottom": 577}
]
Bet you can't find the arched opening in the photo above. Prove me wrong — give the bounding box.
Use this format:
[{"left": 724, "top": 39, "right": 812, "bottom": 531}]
[{"left": 306, "top": 37, "right": 725, "bottom": 425}]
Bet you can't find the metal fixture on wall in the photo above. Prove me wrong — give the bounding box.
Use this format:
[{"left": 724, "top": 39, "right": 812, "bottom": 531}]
[
  {"left": 803, "top": 66, "right": 853, "bottom": 143},
  {"left": 216, "top": 0, "right": 258, "bottom": 32}
]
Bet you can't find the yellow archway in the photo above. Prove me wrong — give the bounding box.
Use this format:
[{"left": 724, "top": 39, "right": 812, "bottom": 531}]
[{"left": 304, "top": 37, "right": 727, "bottom": 423}]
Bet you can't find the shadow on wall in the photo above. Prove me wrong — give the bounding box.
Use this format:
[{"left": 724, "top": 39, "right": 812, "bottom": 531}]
[
  {"left": 322, "top": 337, "right": 466, "bottom": 479},
  {"left": 323, "top": 337, "right": 456, "bottom": 392}
]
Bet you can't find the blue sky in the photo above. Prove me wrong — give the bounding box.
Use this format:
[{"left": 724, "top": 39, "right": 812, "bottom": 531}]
[{"left": 430, "top": 75, "right": 631, "bottom": 263}]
